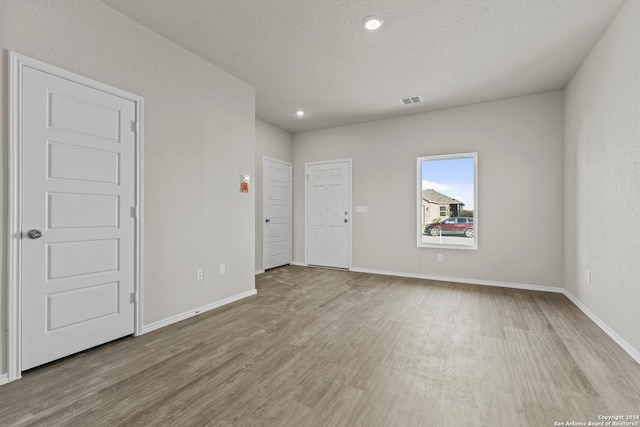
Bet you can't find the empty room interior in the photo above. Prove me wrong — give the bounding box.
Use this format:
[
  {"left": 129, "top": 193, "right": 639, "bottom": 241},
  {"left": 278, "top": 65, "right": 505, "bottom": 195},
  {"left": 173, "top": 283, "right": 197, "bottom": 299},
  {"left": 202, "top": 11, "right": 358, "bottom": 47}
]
[{"left": 1, "top": 0, "right": 640, "bottom": 426}]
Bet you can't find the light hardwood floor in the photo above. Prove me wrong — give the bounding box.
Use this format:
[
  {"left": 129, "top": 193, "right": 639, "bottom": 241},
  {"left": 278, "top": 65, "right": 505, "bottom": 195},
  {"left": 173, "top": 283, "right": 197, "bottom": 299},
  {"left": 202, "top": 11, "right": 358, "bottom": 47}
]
[{"left": 1, "top": 265, "right": 639, "bottom": 426}]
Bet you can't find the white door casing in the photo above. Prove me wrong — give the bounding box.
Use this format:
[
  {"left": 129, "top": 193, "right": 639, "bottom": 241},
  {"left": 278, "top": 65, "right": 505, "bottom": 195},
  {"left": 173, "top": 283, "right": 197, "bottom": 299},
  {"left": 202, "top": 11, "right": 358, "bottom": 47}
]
[
  {"left": 8, "top": 52, "right": 143, "bottom": 379},
  {"left": 263, "top": 157, "right": 292, "bottom": 270},
  {"left": 306, "top": 159, "right": 351, "bottom": 269}
]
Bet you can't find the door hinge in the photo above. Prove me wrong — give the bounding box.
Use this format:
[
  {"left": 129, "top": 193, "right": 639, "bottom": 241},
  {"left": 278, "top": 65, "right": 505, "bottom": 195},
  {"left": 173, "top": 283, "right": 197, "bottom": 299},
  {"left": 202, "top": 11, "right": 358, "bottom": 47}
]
[
  {"left": 130, "top": 292, "right": 138, "bottom": 304},
  {"left": 130, "top": 207, "right": 139, "bottom": 218},
  {"left": 131, "top": 120, "right": 138, "bottom": 133},
  {"left": 306, "top": 174, "right": 309, "bottom": 182}
]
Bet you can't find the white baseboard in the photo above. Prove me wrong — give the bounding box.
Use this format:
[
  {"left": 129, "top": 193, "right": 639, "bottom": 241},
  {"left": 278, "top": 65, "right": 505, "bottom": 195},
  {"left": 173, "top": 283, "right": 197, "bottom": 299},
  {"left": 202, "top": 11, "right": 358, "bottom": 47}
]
[
  {"left": 255, "top": 269, "right": 265, "bottom": 275},
  {"left": 0, "top": 373, "right": 9, "bottom": 386},
  {"left": 141, "top": 289, "right": 257, "bottom": 334},
  {"left": 349, "top": 267, "right": 565, "bottom": 294},
  {"left": 290, "top": 261, "right": 307, "bottom": 267},
  {"left": 562, "top": 290, "right": 640, "bottom": 365}
]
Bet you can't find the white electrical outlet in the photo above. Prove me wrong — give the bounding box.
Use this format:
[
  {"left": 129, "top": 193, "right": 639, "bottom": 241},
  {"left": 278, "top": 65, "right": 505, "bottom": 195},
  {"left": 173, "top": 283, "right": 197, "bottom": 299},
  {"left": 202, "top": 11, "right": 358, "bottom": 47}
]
[
  {"left": 437, "top": 254, "right": 444, "bottom": 263},
  {"left": 196, "top": 268, "right": 203, "bottom": 280},
  {"left": 220, "top": 264, "right": 226, "bottom": 275}
]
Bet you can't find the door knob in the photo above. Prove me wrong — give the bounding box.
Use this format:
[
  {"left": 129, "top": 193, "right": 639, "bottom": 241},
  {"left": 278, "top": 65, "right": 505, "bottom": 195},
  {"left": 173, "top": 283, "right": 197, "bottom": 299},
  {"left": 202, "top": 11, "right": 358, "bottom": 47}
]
[
  {"left": 265, "top": 219, "right": 271, "bottom": 223},
  {"left": 27, "top": 229, "right": 43, "bottom": 239},
  {"left": 344, "top": 219, "right": 348, "bottom": 223}
]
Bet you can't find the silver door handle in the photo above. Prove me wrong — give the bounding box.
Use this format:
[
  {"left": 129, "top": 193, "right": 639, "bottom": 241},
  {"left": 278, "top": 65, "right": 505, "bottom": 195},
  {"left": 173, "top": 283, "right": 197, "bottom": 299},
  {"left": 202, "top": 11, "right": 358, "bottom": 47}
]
[{"left": 27, "top": 229, "right": 43, "bottom": 239}]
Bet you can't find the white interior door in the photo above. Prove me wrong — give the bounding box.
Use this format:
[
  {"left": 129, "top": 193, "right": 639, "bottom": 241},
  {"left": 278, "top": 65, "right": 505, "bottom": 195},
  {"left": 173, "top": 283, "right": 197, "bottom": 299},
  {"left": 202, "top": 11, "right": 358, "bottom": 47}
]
[
  {"left": 306, "top": 160, "right": 351, "bottom": 269},
  {"left": 20, "top": 65, "right": 137, "bottom": 370},
  {"left": 263, "top": 157, "right": 292, "bottom": 270}
]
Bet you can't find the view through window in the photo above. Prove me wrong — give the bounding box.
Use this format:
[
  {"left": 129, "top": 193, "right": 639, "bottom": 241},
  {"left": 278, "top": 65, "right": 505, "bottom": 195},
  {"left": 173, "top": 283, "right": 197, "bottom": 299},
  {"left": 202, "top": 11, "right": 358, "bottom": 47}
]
[{"left": 417, "top": 153, "right": 477, "bottom": 250}]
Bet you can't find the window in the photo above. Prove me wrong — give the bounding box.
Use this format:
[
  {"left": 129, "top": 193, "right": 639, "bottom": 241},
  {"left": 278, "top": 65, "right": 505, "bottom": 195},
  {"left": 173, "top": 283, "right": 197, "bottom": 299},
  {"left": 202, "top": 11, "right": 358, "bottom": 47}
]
[{"left": 417, "top": 152, "right": 477, "bottom": 250}]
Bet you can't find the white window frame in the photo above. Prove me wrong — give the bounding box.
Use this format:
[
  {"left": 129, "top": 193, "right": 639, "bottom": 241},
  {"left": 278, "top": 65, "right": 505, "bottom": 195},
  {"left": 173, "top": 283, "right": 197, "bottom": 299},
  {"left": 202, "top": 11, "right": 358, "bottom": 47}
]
[{"left": 417, "top": 152, "right": 478, "bottom": 250}]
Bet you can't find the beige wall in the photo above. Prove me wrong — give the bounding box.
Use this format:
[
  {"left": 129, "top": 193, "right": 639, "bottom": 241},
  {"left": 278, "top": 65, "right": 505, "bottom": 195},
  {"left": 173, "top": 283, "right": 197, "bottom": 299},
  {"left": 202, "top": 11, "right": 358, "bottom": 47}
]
[
  {"left": 255, "top": 119, "right": 293, "bottom": 272},
  {"left": 2, "top": 0, "right": 637, "bottom": 381},
  {"left": 293, "top": 91, "right": 565, "bottom": 288},
  {"left": 0, "top": 0, "right": 255, "bottom": 375},
  {"left": 565, "top": 0, "right": 640, "bottom": 355}
]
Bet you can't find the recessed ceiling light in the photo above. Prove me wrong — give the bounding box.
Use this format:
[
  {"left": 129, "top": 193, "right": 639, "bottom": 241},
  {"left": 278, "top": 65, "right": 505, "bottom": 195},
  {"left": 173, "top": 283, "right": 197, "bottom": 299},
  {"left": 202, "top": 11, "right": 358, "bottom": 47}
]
[
  {"left": 363, "top": 16, "right": 384, "bottom": 31},
  {"left": 295, "top": 109, "right": 305, "bottom": 117}
]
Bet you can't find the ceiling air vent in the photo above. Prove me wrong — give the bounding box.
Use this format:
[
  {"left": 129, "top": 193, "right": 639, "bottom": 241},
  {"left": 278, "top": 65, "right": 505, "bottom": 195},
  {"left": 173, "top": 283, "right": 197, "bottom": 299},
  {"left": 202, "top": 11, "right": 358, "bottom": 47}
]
[{"left": 401, "top": 95, "right": 423, "bottom": 105}]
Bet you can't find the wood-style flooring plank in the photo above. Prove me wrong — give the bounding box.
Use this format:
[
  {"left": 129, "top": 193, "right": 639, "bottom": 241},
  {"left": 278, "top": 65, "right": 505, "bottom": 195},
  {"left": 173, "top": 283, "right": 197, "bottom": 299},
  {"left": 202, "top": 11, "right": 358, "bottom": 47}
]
[{"left": 1, "top": 265, "right": 639, "bottom": 426}]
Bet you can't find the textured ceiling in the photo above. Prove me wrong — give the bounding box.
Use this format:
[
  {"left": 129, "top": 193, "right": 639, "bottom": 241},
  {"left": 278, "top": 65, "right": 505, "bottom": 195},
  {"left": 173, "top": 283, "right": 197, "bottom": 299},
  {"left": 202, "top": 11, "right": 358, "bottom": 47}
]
[{"left": 98, "top": 0, "right": 626, "bottom": 132}]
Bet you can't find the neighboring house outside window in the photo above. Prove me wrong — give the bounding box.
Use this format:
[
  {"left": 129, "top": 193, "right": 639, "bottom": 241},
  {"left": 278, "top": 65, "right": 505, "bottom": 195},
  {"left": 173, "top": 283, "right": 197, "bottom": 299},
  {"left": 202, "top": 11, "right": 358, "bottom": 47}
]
[{"left": 421, "top": 189, "right": 464, "bottom": 225}]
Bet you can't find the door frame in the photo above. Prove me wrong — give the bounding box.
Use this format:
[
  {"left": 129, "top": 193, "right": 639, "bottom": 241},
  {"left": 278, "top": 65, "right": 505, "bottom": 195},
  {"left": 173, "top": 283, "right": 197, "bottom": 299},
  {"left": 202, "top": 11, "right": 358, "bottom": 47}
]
[
  {"left": 6, "top": 52, "right": 145, "bottom": 382},
  {"left": 262, "top": 156, "right": 292, "bottom": 271},
  {"left": 304, "top": 158, "right": 352, "bottom": 269}
]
